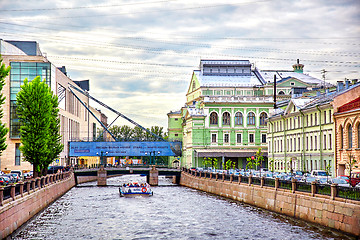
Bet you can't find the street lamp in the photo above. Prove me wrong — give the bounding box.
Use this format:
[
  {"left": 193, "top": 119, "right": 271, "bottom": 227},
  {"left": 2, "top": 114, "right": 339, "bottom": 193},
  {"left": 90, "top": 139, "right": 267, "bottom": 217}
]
[
  {"left": 145, "top": 151, "right": 161, "bottom": 165},
  {"left": 96, "top": 151, "right": 108, "bottom": 167}
]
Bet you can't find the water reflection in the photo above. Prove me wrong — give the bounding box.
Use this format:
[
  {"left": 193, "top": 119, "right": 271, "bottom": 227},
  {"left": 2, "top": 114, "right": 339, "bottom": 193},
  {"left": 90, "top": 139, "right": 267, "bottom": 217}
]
[{"left": 12, "top": 175, "right": 355, "bottom": 240}]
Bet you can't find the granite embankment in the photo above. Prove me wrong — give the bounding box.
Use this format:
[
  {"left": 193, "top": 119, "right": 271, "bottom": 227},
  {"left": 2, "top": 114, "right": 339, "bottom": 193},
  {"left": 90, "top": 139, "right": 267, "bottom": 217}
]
[
  {"left": 180, "top": 171, "right": 360, "bottom": 237},
  {"left": 0, "top": 171, "right": 75, "bottom": 239}
]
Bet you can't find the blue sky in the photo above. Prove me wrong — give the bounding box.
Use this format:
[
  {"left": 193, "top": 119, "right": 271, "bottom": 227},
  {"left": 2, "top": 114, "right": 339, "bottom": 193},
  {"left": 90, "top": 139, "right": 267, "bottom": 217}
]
[{"left": 0, "top": 0, "right": 359, "bottom": 129}]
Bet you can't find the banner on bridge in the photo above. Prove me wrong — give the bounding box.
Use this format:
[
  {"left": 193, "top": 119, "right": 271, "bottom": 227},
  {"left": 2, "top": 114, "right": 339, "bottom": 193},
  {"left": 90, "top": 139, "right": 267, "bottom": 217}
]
[{"left": 69, "top": 141, "right": 182, "bottom": 157}]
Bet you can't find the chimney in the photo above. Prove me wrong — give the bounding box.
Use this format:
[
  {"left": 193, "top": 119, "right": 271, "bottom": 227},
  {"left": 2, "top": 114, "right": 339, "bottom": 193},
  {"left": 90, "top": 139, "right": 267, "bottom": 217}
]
[
  {"left": 345, "top": 79, "right": 350, "bottom": 89},
  {"left": 337, "top": 81, "right": 344, "bottom": 92},
  {"left": 292, "top": 59, "right": 304, "bottom": 73}
]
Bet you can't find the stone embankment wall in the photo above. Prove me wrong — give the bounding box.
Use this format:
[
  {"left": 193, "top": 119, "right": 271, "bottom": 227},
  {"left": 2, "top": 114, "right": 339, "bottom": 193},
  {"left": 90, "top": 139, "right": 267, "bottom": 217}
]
[
  {"left": 180, "top": 172, "right": 360, "bottom": 237},
  {"left": 0, "top": 172, "right": 76, "bottom": 239}
]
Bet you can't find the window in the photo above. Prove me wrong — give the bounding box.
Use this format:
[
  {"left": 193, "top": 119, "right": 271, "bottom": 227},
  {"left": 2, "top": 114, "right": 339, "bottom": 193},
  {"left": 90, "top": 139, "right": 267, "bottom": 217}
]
[
  {"left": 192, "top": 81, "right": 196, "bottom": 90},
  {"left": 260, "top": 112, "right": 267, "bottom": 126},
  {"left": 310, "top": 136, "right": 313, "bottom": 150},
  {"left": 310, "top": 114, "right": 313, "bottom": 126},
  {"left": 236, "top": 133, "right": 242, "bottom": 143},
  {"left": 235, "top": 112, "right": 243, "bottom": 125},
  {"left": 281, "top": 139, "right": 283, "bottom": 152},
  {"left": 306, "top": 136, "right": 309, "bottom": 150},
  {"left": 211, "top": 134, "right": 217, "bottom": 143},
  {"left": 315, "top": 113, "right": 317, "bottom": 125},
  {"left": 348, "top": 125, "right": 353, "bottom": 149},
  {"left": 340, "top": 126, "right": 343, "bottom": 149},
  {"left": 247, "top": 112, "right": 255, "bottom": 125},
  {"left": 15, "top": 143, "right": 21, "bottom": 166},
  {"left": 224, "top": 133, "right": 229, "bottom": 143},
  {"left": 261, "top": 134, "right": 266, "bottom": 143},
  {"left": 249, "top": 133, "right": 254, "bottom": 143},
  {"left": 329, "top": 133, "right": 332, "bottom": 149},
  {"left": 307, "top": 115, "right": 309, "bottom": 126},
  {"left": 324, "top": 134, "right": 327, "bottom": 150},
  {"left": 223, "top": 112, "right": 230, "bottom": 125},
  {"left": 298, "top": 137, "right": 301, "bottom": 151},
  {"left": 329, "top": 110, "right": 332, "bottom": 122},
  {"left": 210, "top": 112, "right": 218, "bottom": 125},
  {"left": 358, "top": 125, "right": 360, "bottom": 148},
  {"left": 314, "top": 136, "right": 317, "bottom": 150},
  {"left": 324, "top": 111, "right": 326, "bottom": 124},
  {"left": 290, "top": 82, "right": 295, "bottom": 86},
  {"left": 278, "top": 91, "right": 285, "bottom": 95}
]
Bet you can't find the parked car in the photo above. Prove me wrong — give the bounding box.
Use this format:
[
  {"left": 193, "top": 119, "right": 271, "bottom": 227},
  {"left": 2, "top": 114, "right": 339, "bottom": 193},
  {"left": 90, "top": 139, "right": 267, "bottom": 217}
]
[
  {"left": 2, "top": 174, "right": 16, "bottom": 183},
  {"left": 11, "top": 170, "right": 23, "bottom": 180},
  {"left": 310, "top": 170, "right": 328, "bottom": 178},
  {"left": 330, "top": 178, "right": 351, "bottom": 187},
  {"left": 48, "top": 166, "right": 64, "bottom": 174},
  {"left": 0, "top": 176, "right": 9, "bottom": 185}
]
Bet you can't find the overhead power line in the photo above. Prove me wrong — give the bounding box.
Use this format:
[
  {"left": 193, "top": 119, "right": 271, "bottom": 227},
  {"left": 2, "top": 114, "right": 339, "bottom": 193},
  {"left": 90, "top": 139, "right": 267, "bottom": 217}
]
[{"left": 0, "top": 0, "right": 178, "bottom": 12}]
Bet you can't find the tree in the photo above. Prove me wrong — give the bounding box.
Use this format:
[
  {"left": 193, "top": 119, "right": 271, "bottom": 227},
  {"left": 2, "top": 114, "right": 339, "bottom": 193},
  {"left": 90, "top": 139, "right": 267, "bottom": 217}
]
[
  {"left": 16, "top": 76, "right": 60, "bottom": 177},
  {"left": 41, "top": 93, "right": 63, "bottom": 175},
  {"left": 0, "top": 57, "right": 10, "bottom": 155},
  {"left": 203, "top": 157, "right": 218, "bottom": 170},
  {"left": 225, "top": 159, "right": 232, "bottom": 171},
  {"left": 347, "top": 153, "right": 357, "bottom": 187},
  {"left": 269, "top": 158, "right": 275, "bottom": 173},
  {"left": 246, "top": 157, "right": 253, "bottom": 171}
]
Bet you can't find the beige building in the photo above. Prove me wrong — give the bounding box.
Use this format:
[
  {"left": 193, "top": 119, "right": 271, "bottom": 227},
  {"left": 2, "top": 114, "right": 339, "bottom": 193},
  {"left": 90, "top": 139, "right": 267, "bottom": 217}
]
[
  {"left": 333, "top": 82, "right": 360, "bottom": 176},
  {"left": 0, "top": 40, "right": 106, "bottom": 172}
]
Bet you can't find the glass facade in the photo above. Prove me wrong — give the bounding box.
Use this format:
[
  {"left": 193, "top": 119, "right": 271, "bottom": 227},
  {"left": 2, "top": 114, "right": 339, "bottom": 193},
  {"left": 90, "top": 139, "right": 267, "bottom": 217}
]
[{"left": 10, "top": 62, "right": 51, "bottom": 138}]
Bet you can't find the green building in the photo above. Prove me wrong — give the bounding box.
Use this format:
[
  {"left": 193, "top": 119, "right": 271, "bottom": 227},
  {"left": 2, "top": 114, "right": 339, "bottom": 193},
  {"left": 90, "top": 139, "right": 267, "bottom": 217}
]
[{"left": 168, "top": 59, "right": 326, "bottom": 169}]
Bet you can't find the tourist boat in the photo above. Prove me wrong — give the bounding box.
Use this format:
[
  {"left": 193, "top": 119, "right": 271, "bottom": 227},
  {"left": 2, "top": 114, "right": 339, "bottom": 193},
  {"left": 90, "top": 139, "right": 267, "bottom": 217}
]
[{"left": 119, "top": 182, "right": 153, "bottom": 197}]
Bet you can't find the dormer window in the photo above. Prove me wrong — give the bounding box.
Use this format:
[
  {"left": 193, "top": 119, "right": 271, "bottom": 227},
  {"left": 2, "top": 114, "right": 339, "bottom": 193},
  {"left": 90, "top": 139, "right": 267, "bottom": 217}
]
[{"left": 291, "top": 82, "right": 295, "bottom": 86}]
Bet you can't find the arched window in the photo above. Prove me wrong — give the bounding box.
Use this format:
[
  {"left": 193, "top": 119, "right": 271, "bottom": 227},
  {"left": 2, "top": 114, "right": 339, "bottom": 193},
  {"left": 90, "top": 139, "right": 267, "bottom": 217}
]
[
  {"left": 210, "top": 112, "right": 218, "bottom": 125},
  {"left": 278, "top": 91, "right": 285, "bottom": 95},
  {"left": 260, "top": 112, "right": 267, "bottom": 126},
  {"left": 348, "top": 124, "right": 352, "bottom": 149},
  {"left": 235, "top": 112, "right": 243, "bottom": 125},
  {"left": 340, "top": 126, "right": 343, "bottom": 149},
  {"left": 222, "top": 112, "right": 230, "bottom": 125},
  {"left": 358, "top": 124, "right": 360, "bottom": 148},
  {"left": 247, "top": 112, "right": 255, "bottom": 125}
]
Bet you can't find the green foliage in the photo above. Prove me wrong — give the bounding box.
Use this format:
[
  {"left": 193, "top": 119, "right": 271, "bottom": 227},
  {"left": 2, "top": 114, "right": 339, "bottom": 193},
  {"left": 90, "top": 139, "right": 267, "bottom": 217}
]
[
  {"left": 246, "top": 157, "right": 253, "bottom": 170},
  {"left": 254, "top": 148, "right": 264, "bottom": 171},
  {"left": 203, "top": 157, "right": 218, "bottom": 169},
  {"left": 225, "top": 159, "right": 232, "bottom": 170},
  {"left": 106, "top": 125, "right": 166, "bottom": 141},
  {"left": 16, "top": 76, "right": 63, "bottom": 177},
  {"left": 0, "top": 57, "right": 10, "bottom": 154}
]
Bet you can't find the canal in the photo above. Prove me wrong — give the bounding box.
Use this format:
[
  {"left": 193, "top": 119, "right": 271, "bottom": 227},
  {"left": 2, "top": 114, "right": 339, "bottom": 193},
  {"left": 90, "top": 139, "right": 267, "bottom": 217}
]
[{"left": 11, "top": 175, "right": 355, "bottom": 240}]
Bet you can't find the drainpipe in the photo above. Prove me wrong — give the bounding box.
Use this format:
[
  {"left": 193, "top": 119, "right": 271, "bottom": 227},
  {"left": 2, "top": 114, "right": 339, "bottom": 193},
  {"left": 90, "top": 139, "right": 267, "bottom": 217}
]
[
  {"left": 281, "top": 115, "right": 287, "bottom": 173},
  {"left": 316, "top": 106, "right": 323, "bottom": 169},
  {"left": 269, "top": 120, "right": 275, "bottom": 162},
  {"left": 334, "top": 112, "right": 338, "bottom": 177},
  {"left": 299, "top": 109, "right": 306, "bottom": 172}
]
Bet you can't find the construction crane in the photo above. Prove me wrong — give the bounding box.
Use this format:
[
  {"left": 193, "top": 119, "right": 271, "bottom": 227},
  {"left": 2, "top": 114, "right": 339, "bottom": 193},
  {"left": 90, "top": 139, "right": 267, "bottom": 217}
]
[{"left": 68, "top": 83, "right": 166, "bottom": 142}]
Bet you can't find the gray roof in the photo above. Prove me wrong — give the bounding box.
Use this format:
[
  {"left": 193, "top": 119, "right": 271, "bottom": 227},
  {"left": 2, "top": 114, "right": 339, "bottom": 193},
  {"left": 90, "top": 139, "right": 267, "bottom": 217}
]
[
  {"left": 259, "top": 70, "right": 326, "bottom": 86},
  {"left": 194, "top": 70, "right": 263, "bottom": 87}
]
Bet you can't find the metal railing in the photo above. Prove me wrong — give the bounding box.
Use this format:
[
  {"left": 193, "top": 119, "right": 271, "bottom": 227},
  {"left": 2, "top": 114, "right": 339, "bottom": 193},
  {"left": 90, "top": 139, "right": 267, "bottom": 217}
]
[
  {"left": 0, "top": 171, "right": 73, "bottom": 206},
  {"left": 183, "top": 168, "right": 360, "bottom": 201}
]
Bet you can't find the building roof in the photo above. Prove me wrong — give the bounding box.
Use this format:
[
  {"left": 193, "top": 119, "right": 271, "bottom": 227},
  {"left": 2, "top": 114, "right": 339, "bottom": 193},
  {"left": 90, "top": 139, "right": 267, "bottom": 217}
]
[
  {"left": 0, "top": 39, "right": 27, "bottom": 55},
  {"left": 259, "top": 70, "right": 328, "bottom": 86},
  {"left": 194, "top": 70, "right": 263, "bottom": 87}
]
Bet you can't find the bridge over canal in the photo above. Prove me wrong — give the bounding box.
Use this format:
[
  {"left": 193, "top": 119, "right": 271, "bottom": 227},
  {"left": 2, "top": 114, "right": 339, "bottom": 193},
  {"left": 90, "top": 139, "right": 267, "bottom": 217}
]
[{"left": 74, "top": 167, "right": 181, "bottom": 186}]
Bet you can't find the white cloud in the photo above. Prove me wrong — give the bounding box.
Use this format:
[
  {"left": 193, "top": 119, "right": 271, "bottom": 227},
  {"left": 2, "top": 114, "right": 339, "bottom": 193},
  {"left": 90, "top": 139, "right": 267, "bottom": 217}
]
[{"left": 0, "top": 0, "right": 359, "bottom": 128}]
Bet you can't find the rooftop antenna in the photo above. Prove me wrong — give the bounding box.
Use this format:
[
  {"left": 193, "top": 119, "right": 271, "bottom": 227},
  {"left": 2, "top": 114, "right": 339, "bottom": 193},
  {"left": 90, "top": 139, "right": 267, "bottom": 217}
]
[{"left": 321, "top": 69, "right": 327, "bottom": 90}]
